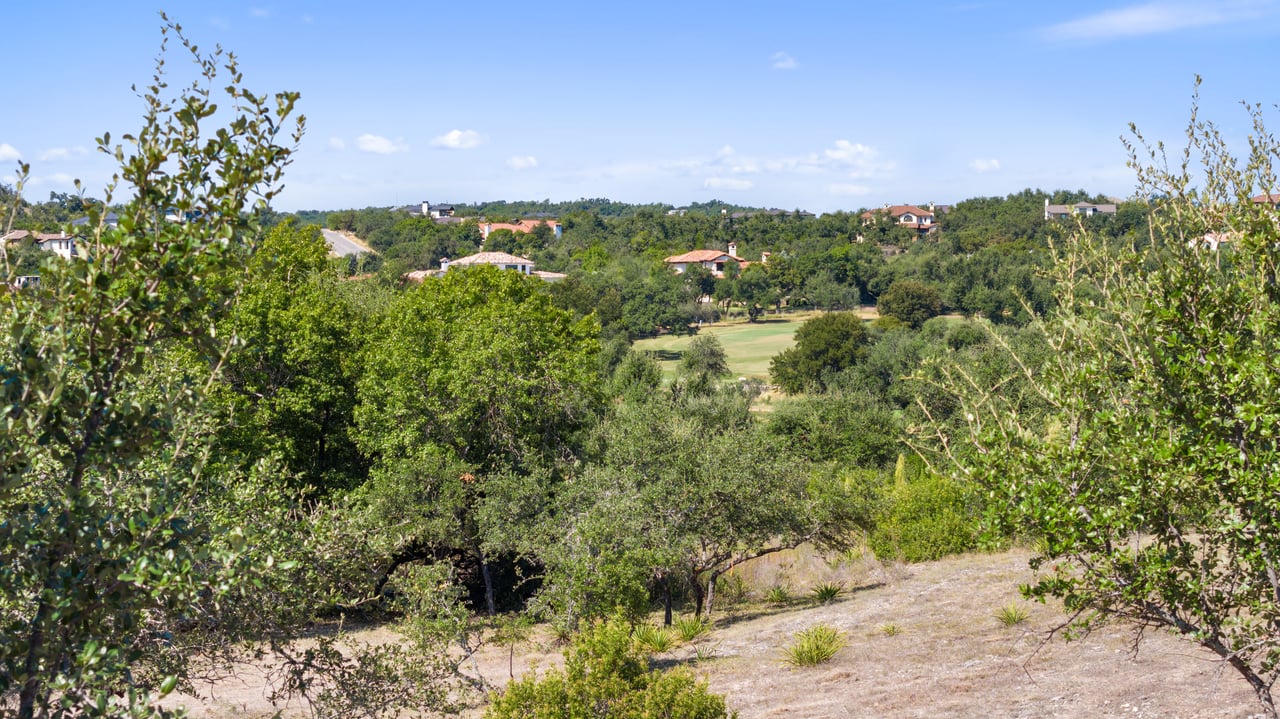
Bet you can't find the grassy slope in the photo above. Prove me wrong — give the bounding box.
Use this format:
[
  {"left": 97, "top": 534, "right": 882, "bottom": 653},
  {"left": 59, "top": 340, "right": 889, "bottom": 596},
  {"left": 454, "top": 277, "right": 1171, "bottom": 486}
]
[{"left": 631, "top": 314, "right": 812, "bottom": 381}]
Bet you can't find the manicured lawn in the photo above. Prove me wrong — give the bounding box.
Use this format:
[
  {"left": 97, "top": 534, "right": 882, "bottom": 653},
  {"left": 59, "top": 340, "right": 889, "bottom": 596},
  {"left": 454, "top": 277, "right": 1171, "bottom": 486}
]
[{"left": 632, "top": 312, "right": 816, "bottom": 381}]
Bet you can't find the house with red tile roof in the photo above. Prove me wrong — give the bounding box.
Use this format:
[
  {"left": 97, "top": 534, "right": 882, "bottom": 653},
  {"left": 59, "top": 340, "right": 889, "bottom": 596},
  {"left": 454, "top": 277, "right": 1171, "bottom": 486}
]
[
  {"left": 479, "top": 219, "right": 563, "bottom": 240},
  {"left": 664, "top": 243, "right": 748, "bottom": 278},
  {"left": 1251, "top": 193, "right": 1280, "bottom": 209},
  {"left": 2, "top": 230, "right": 82, "bottom": 260},
  {"left": 404, "top": 250, "right": 566, "bottom": 283},
  {"left": 860, "top": 204, "right": 939, "bottom": 235}
]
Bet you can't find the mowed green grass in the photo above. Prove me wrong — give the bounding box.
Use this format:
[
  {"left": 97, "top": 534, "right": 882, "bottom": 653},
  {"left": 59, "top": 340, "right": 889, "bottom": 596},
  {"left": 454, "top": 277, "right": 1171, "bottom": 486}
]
[{"left": 632, "top": 313, "right": 817, "bottom": 381}]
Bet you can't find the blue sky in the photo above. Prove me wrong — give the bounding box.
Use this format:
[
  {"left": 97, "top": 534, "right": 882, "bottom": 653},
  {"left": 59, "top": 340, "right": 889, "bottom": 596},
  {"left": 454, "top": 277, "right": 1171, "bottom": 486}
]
[{"left": 4, "top": 1, "right": 1278, "bottom": 213}]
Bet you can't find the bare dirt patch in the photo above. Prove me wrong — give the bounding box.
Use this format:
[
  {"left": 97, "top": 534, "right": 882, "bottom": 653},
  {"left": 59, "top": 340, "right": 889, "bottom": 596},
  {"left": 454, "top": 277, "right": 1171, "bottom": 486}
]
[{"left": 178, "top": 548, "right": 1261, "bottom": 719}]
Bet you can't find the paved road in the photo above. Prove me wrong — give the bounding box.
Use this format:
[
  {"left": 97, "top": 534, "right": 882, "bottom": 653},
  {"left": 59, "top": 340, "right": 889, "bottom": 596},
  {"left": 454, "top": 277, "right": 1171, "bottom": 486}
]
[{"left": 321, "top": 229, "right": 372, "bottom": 256}]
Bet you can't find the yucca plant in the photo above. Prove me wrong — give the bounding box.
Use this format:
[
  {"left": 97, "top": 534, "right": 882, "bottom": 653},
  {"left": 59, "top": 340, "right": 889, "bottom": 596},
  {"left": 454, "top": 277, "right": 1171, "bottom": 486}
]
[
  {"left": 633, "top": 624, "right": 676, "bottom": 653},
  {"left": 995, "top": 602, "right": 1030, "bottom": 627},
  {"left": 880, "top": 623, "right": 902, "bottom": 636},
  {"left": 766, "top": 584, "right": 792, "bottom": 605},
  {"left": 811, "top": 582, "right": 844, "bottom": 604},
  {"left": 675, "top": 615, "right": 711, "bottom": 642},
  {"left": 782, "top": 624, "right": 846, "bottom": 667}
]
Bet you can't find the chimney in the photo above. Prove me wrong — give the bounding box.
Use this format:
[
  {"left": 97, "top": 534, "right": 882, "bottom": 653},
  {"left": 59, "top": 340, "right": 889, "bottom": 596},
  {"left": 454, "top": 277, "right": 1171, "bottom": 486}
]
[
  {"left": 728, "top": 241, "right": 738, "bottom": 258},
  {"left": 440, "top": 257, "right": 450, "bottom": 272}
]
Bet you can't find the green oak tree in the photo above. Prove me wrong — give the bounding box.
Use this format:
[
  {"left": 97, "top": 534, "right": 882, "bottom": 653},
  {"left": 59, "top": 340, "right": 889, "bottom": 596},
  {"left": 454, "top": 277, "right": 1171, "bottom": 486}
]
[
  {"left": 354, "top": 265, "right": 603, "bottom": 613},
  {"left": 769, "top": 311, "right": 869, "bottom": 394},
  {"left": 876, "top": 279, "right": 943, "bottom": 328}
]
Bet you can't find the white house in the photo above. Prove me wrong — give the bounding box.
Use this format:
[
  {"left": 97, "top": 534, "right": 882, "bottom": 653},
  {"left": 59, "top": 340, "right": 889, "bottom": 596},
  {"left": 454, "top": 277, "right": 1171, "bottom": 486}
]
[
  {"left": 1044, "top": 199, "right": 1117, "bottom": 220},
  {"left": 663, "top": 248, "right": 746, "bottom": 278},
  {"left": 859, "top": 204, "right": 939, "bottom": 235},
  {"left": 1, "top": 230, "right": 81, "bottom": 260}
]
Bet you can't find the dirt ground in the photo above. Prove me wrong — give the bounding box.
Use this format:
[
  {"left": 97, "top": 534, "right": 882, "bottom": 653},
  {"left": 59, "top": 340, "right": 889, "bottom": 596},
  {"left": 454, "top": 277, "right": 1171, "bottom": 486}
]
[{"left": 177, "top": 548, "right": 1264, "bottom": 719}]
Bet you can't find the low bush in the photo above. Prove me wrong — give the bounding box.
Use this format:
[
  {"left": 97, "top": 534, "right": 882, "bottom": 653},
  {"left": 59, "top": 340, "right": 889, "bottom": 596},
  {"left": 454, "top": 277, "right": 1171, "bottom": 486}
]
[
  {"left": 486, "top": 615, "right": 734, "bottom": 719},
  {"left": 674, "top": 615, "right": 711, "bottom": 642},
  {"left": 869, "top": 470, "right": 980, "bottom": 563},
  {"left": 811, "top": 582, "right": 844, "bottom": 604},
  {"left": 782, "top": 624, "right": 846, "bottom": 667},
  {"left": 995, "top": 602, "right": 1029, "bottom": 626},
  {"left": 633, "top": 624, "right": 675, "bottom": 653}
]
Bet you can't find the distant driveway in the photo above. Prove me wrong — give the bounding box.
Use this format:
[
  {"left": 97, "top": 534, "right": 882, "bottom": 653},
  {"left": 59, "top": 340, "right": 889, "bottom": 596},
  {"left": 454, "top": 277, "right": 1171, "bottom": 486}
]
[{"left": 321, "top": 229, "right": 372, "bottom": 256}]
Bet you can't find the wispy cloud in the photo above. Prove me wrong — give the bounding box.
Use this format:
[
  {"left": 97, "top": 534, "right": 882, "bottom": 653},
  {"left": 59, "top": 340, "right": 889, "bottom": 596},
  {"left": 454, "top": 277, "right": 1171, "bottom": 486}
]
[
  {"left": 507, "top": 156, "right": 538, "bottom": 170},
  {"left": 1043, "top": 1, "right": 1271, "bottom": 40},
  {"left": 356, "top": 134, "right": 409, "bottom": 155},
  {"left": 970, "top": 158, "right": 1001, "bottom": 173},
  {"left": 705, "top": 177, "right": 754, "bottom": 190},
  {"left": 250, "top": 7, "right": 271, "bottom": 18},
  {"left": 39, "top": 146, "right": 87, "bottom": 162},
  {"left": 772, "top": 51, "right": 799, "bottom": 70},
  {"left": 328, "top": 137, "right": 346, "bottom": 151},
  {"left": 431, "top": 129, "right": 483, "bottom": 150},
  {"left": 0, "top": 143, "right": 22, "bottom": 162}
]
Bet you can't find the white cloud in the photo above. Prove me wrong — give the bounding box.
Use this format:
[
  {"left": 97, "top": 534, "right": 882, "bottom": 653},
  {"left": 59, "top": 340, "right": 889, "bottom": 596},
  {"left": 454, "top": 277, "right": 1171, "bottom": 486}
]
[
  {"left": 431, "top": 129, "right": 483, "bottom": 150},
  {"left": 356, "top": 134, "right": 409, "bottom": 155},
  {"left": 772, "top": 51, "right": 799, "bottom": 70},
  {"left": 39, "top": 146, "right": 87, "bottom": 162},
  {"left": 507, "top": 155, "right": 538, "bottom": 170},
  {"left": 0, "top": 143, "right": 22, "bottom": 162},
  {"left": 250, "top": 7, "right": 270, "bottom": 18},
  {"left": 970, "top": 158, "right": 1001, "bottom": 173},
  {"left": 27, "top": 172, "right": 75, "bottom": 186},
  {"left": 328, "top": 137, "right": 346, "bottom": 151},
  {"left": 717, "top": 145, "right": 736, "bottom": 158},
  {"left": 822, "top": 140, "right": 890, "bottom": 177},
  {"left": 704, "top": 177, "right": 754, "bottom": 191},
  {"left": 1043, "top": 1, "right": 1269, "bottom": 40},
  {"left": 828, "top": 183, "right": 872, "bottom": 196}
]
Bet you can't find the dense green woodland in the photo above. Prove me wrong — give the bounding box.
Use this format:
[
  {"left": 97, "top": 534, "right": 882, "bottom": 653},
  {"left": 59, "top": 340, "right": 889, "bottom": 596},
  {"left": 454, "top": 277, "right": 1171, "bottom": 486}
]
[{"left": 4, "top": 27, "right": 1280, "bottom": 718}]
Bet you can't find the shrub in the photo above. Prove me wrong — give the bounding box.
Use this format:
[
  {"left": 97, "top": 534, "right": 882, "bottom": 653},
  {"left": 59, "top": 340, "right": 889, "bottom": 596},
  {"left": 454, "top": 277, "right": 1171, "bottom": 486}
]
[
  {"left": 486, "top": 616, "right": 734, "bottom": 719},
  {"left": 870, "top": 471, "right": 980, "bottom": 562},
  {"left": 880, "top": 623, "right": 902, "bottom": 636},
  {"left": 766, "top": 584, "right": 792, "bottom": 605},
  {"left": 674, "top": 615, "right": 711, "bottom": 642},
  {"left": 633, "top": 624, "right": 676, "bottom": 653},
  {"left": 995, "top": 602, "right": 1030, "bottom": 626},
  {"left": 811, "top": 582, "right": 844, "bottom": 604},
  {"left": 782, "top": 625, "right": 846, "bottom": 667}
]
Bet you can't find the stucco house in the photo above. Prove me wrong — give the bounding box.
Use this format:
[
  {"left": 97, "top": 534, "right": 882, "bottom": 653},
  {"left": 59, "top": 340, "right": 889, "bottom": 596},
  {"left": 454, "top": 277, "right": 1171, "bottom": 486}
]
[
  {"left": 664, "top": 242, "right": 750, "bottom": 278},
  {"left": 479, "top": 219, "right": 563, "bottom": 241},
  {"left": 2, "top": 230, "right": 81, "bottom": 260},
  {"left": 1251, "top": 193, "right": 1280, "bottom": 209},
  {"left": 419, "top": 251, "right": 565, "bottom": 282},
  {"left": 860, "top": 204, "right": 939, "bottom": 235},
  {"left": 1044, "top": 199, "right": 1118, "bottom": 220}
]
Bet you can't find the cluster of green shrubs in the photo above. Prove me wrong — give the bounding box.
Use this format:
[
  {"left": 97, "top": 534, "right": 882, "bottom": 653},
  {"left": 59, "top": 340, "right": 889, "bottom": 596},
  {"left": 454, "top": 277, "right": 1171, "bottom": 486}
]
[
  {"left": 868, "top": 459, "right": 982, "bottom": 563},
  {"left": 486, "top": 615, "right": 734, "bottom": 719}
]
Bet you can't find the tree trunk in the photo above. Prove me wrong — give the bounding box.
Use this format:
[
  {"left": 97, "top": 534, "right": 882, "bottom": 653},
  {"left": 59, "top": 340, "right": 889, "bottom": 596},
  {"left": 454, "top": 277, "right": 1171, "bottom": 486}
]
[
  {"left": 690, "top": 573, "right": 705, "bottom": 618},
  {"left": 703, "top": 572, "right": 717, "bottom": 619},
  {"left": 480, "top": 556, "right": 496, "bottom": 617},
  {"left": 662, "top": 574, "right": 673, "bottom": 627}
]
